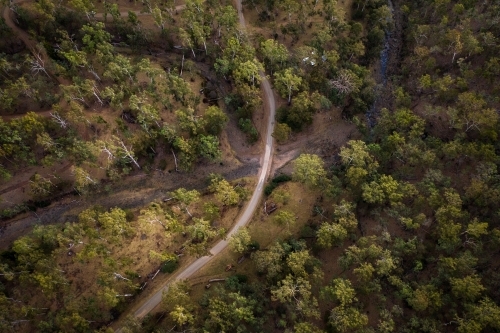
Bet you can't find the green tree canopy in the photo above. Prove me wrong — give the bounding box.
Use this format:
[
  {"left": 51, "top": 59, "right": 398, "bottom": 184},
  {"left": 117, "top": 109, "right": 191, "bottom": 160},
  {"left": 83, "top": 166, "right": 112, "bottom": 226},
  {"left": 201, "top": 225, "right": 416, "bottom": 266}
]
[
  {"left": 274, "top": 68, "right": 303, "bottom": 103},
  {"left": 293, "top": 154, "right": 329, "bottom": 188}
]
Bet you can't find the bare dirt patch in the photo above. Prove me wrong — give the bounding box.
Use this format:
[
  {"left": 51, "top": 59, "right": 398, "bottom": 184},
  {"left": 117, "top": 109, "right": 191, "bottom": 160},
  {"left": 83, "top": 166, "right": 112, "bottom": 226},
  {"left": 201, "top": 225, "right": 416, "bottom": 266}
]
[
  {"left": 0, "top": 159, "right": 259, "bottom": 250},
  {"left": 272, "top": 106, "right": 360, "bottom": 176}
]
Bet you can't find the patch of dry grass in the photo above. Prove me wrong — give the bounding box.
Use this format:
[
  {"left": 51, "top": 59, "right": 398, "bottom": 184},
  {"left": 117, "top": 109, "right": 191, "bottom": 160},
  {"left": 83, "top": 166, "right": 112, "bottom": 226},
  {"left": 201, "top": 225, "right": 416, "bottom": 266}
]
[{"left": 187, "top": 182, "right": 321, "bottom": 285}]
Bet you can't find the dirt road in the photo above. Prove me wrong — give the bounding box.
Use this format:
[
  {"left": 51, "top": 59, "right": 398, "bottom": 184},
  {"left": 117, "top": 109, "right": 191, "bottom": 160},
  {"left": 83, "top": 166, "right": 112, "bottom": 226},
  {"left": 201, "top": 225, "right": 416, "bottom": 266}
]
[
  {"left": 2, "top": 0, "right": 276, "bottom": 325},
  {"left": 121, "top": 0, "right": 276, "bottom": 323}
]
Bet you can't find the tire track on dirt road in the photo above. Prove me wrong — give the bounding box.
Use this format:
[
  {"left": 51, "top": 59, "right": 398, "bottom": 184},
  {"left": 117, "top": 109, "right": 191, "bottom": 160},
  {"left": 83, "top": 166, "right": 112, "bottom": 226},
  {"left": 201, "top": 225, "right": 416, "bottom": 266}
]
[{"left": 113, "top": 0, "right": 276, "bottom": 328}]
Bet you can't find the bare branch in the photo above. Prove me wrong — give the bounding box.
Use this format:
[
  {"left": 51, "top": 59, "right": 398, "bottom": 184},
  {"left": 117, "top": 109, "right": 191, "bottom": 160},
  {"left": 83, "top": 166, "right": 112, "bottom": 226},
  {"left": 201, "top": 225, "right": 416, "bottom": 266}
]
[
  {"left": 171, "top": 148, "right": 178, "bottom": 172},
  {"left": 88, "top": 65, "right": 101, "bottom": 81},
  {"left": 113, "top": 272, "right": 131, "bottom": 281},
  {"left": 50, "top": 112, "right": 68, "bottom": 129},
  {"left": 117, "top": 139, "right": 141, "bottom": 169},
  {"left": 101, "top": 144, "right": 115, "bottom": 161},
  {"left": 29, "top": 53, "right": 50, "bottom": 77},
  {"left": 329, "top": 70, "right": 356, "bottom": 94}
]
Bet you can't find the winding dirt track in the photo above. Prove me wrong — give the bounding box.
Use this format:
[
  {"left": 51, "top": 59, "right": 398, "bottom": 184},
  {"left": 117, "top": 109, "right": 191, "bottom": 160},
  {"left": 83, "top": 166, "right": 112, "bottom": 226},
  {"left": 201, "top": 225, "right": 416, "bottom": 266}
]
[
  {"left": 2, "top": 0, "right": 276, "bottom": 325},
  {"left": 117, "top": 0, "right": 276, "bottom": 326}
]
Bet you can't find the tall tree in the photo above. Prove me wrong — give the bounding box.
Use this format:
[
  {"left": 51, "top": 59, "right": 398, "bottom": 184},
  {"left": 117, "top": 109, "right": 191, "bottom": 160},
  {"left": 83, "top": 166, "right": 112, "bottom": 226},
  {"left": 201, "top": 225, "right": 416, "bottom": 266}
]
[
  {"left": 274, "top": 68, "right": 302, "bottom": 103},
  {"left": 273, "top": 209, "right": 296, "bottom": 230},
  {"left": 210, "top": 178, "right": 239, "bottom": 206},
  {"left": 260, "top": 39, "right": 289, "bottom": 73},
  {"left": 233, "top": 59, "right": 264, "bottom": 87},
  {"left": 216, "top": 5, "right": 237, "bottom": 37},
  {"left": 229, "top": 227, "right": 252, "bottom": 254},
  {"left": 203, "top": 105, "right": 228, "bottom": 135},
  {"left": 271, "top": 274, "right": 320, "bottom": 319},
  {"left": 170, "top": 188, "right": 200, "bottom": 217},
  {"left": 293, "top": 154, "right": 328, "bottom": 188}
]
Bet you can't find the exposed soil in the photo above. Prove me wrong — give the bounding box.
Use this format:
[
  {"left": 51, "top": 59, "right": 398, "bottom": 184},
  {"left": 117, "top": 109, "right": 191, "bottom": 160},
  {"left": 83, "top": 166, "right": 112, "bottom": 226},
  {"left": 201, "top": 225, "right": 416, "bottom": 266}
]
[
  {"left": 271, "top": 107, "right": 360, "bottom": 176},
  {"left": 0, "top": 0, "right": 362, "bottom": 250},
  {"left": 0, "top": 0, "right": 264, "bottom": 248},
  {"left": 0, "top": 67, "right": 265, "bottom": 249},
  {"left": 0, "top": 159, "right": 260, "bottom": 249}
]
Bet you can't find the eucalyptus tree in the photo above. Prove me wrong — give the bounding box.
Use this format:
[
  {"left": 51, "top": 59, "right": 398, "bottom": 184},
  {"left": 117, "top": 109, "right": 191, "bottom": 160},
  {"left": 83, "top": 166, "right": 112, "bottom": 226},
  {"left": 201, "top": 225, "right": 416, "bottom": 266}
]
[
  {"left": 169, "top": 188, "right": 200, "bottom": 217},
  {"left": 274, "top": 68, "right": 302, "bottom": 104},
  {"left": 260, "top": 39, "right": 289, "bottom": 73},
  {"left": 293, "top": 154, "right": 328, "bottom": 188},
  {"left": 229, "top": 227, "right": 252, "bottom": 254}
]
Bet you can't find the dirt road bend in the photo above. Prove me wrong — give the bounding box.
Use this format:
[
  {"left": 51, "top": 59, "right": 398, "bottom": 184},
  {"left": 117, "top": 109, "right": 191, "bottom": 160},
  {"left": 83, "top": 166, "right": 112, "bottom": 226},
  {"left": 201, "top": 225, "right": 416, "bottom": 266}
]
[
  {"left": 118, "top": 0, "right": 276, "bottom": 326},
  {"left": 2, "top": 0, "right": 275, "bottom": 326}
]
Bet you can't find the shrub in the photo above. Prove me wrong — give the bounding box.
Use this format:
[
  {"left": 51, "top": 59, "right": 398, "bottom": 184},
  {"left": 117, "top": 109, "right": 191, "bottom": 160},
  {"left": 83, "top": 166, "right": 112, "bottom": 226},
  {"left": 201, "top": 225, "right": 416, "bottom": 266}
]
[{"left": 161, "top": 259, "right": 179, "bottom": 273}]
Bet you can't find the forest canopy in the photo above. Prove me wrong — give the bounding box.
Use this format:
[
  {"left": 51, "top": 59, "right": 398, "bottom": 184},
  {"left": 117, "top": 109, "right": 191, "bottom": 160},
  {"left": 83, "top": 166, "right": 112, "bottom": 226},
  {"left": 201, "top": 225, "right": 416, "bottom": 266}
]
[{"left": 1, "top": 0, "right": 500, "bottom": 332}]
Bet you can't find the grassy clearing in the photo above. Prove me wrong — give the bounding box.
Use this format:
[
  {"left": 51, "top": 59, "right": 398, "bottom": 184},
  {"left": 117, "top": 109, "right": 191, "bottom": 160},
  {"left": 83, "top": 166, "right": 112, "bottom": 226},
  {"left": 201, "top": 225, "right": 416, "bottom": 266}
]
[
  {"left": 108, "top": 175, "right": 256, "bottom": 320},
  {"left": 5, "top": 173, "right": 255, "bottom": 332},
  {"left": 186, "top": 181, "right": 321, "bottom": 288}
]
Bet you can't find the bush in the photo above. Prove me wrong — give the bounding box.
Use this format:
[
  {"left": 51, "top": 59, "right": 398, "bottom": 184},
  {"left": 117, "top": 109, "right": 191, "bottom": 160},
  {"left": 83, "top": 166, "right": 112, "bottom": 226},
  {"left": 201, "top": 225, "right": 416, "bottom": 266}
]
[
  {"left": 0, "top": 204, "right": 30, "bottom": 220},
  {"left": 124, "top": 209, "right": 135, "bottom": 222},
  {"left": 273, "top": 174, "right": 292, "bottom": 183},
  {"left": 161, "top": 259, "right": 179, "bottom": 273},
  {"left": 125, "top": 270, "right": 140, "bottom": 279},
  {"left": 248, "top": 241, "right": 260, "bottom": 252},
  {"left": 300, "top": 225, "right": 316, "bottom": 238},
  {"left": 264, "top": 183, "right": 277, "bottom": 196},
  {"left": 238, "top": 118, "right": 259, "bottom": 143},
  {"left": 234, "top": 274, "right": 248, "bottom": 283},
  {"left": 264, "top": 174, "right": 292, "bottom": 196},
  {"left": 272, "top": 123, "right": 292, "bottom": 144}
]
